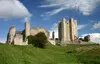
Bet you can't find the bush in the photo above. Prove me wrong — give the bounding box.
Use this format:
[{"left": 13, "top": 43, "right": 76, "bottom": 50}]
[
  {"left": 84, "top": 35, "right": 90, "bottom": 42},
  {"left": 27, "top": 35, "right": 34, "bottom": 44},
  {"left": 28, "top": 32, "right": 48, "bottom": 48}
]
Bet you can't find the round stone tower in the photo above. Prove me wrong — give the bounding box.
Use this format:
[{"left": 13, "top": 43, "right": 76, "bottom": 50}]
[
  {"left": 25, "top": 22, "right": 30, "bottom": 41},
  {"left": 8, "top": 26, "right": 16, "bottom": 44},
  {"left": 58, "top": 18, "right": 67, "bottom": 42}
]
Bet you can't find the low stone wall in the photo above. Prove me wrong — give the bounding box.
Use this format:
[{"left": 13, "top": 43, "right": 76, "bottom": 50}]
[
  {"left": 14, "top": 42, "right": 28, "bottom": 45},
  {"left": 49, "top": 40, "right": 56, "bottom": 45}
]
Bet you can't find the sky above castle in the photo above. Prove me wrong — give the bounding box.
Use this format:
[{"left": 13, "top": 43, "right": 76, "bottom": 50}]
[{"left": 0, "top": 0, "right": 100, "bottom": 43}]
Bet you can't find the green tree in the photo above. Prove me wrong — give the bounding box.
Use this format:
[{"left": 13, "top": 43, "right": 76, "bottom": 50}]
[
  {"left": 27, "top": 35, "right": 34, "bottom": 44},
  {"left": 28, "top": 32, "right": 48, "bottom": 48}
]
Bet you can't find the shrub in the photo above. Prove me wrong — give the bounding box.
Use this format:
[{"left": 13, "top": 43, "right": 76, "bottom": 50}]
[
  {"left": 28, "top": 32, "right": 48, "bottom": 48},
  {"left": 84, "top": 35, "right": 90, "bottom": 42},
  {"left": 27, "top": 35, "right": 34, "bottom": 44}
]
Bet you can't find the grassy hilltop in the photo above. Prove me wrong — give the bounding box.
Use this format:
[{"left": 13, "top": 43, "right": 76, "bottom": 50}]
[{"left": 0, "top": 43, "right": 100, "bottom": 64}]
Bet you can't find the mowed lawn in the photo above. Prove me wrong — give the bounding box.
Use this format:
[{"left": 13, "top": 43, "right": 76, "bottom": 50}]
[{"left": 0, "top": 43, "right": 100, "bottom": 64}]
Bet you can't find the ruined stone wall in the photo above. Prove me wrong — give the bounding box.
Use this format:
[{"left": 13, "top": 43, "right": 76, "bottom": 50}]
[
  {"left": 70, "top": 18, "right": 78, "bottom": 41},
  {"left": 66, "top": 20, "right": 70, "bottom": 41},
  {"left": 69, "top": 18, "right": 74, "bottom": 41},
  {"left": 74, "top": 20, "right": 78, "bottom": 37},
  {"left": 7, "top": 26, "right": 16, "bottom": 44},
  {"left": 14, "top": 34, "right": 23, "bottom": 45},
  {"left": 62, "top": 18, "right": 67, "bottom": 42},
  {"left": 30, "top": 27, "right": 49, "bottom": 39},
  {"left": 58, "top": 18, "right": 68, "bottom": 43},
  {"left": 52, "top": 31, "right": 55, "bottom": 40},
  {"left": 58, "top": 21, "right": 62, "bottom": 41},
  {"left": 25, "top": 22, "right": 30, "bottom": 38},
  {"left": 13, "top": 33, "right": 28, "bottom": 45}
]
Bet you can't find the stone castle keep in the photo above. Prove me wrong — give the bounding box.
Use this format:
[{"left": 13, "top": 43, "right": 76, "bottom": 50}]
[
  {"left": 7, "top": 17, "right": 78, "bottom": 45},
  {"left": 58, "top": 18, "right": 78, "bottom": 44}
]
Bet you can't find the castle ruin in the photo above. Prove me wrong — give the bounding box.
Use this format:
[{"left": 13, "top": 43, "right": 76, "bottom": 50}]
[
  {"left": 7, "top": 22, "right": 49, "bottom": 45},
  {"left": 7, "top": 17, "right": 78, "bottom": 45}
]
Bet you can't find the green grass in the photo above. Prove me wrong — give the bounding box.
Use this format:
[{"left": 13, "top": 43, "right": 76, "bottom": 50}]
[
  {"left": 0, "top": 43, "right": 80, "bottom": 64},
  {"left": 66, "top": 44, "right": 100, "bottom": 64},
  {"left": 0, "top": 43, "right": 100, "bottom": 64}
]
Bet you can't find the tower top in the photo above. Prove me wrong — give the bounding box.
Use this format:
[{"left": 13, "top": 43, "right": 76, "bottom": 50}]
[
  {"left": 10, "top": 26, "right": 15, "bottom": 29},
  {"left": 25, "top": 21, "right": 30, "bottom": 24},
  {"left": 70, "top": 17, "right": 74, "bottom": 20},
  {"left": 69, "top": 17, "right": 75, "bottom": 22},
  {"left": 62, "top": 18, "right": 66, "bottom": 22},
  {"left": 58, "top": 20, "right": 61, "bottom": 24}
]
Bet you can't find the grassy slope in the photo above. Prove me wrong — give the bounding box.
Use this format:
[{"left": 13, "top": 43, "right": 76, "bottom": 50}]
[
  {"left": 0, "top": 43, "right": 100, "bottom": 64},
  {"left": 66, "top": 44, "right": 100, "bottom": 64},
  {"left": 0, "top": 43, "right": 80, "bottom": 64}
]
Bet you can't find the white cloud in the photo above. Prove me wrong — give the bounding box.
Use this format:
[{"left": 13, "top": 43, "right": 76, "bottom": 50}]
[
  {"left": 93, "top": 21, "right": 100, "bottom": 29},
  {"left": 82, "top": 33, "right": 100, "bottom": 43},
  {"left": 40, "top": 0, "right": 100, "bottom": 16},
  {"left": 43, "top": 8, "right": 65, "bottom": 16},
  {"left": 78, "top": 24, "right": 87, "bottom": 30},
  {"left": 49, "top": 23, "right": 58, "bottom": 38},
  {"left": 0, "top": 38, "right": 6, "bottom": 43},
  {"left": 24, "top": 16, "right": 32, "bottom": 22},
  {"left": 0, "top": 0, "right": 31, "bottom": 18}
]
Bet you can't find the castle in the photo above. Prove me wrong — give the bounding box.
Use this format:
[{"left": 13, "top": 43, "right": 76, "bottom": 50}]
[
  {"left": 58, "top": 18, "right": 78, "bottom": 44},
  {"left": 7, "top": 22, "right": 49, "bottom": 45},
  {"left": 7, "top": 17, "right": 78, "bottom": 45}
]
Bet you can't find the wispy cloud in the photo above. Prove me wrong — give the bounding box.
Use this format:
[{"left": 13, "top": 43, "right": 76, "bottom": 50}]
[
  {"left": 92, "top": 21, "right": 100, "bottom": 29},
  {"left": 0, "top": 0, "right": 31, "bottom": 19},
  {"left": 42, "top": 8, "right": 65, "bottom": 16},
  {"left": 78, "top": 24, "right": 87, "bottom": 30},
  {"left": 40, "top": 0, "right": 100, "bottom": 16}
]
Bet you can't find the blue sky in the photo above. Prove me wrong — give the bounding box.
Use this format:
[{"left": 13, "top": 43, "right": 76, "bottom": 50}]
[{"left": 0, "top": 0, "right": 100, "bottom": 43}]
